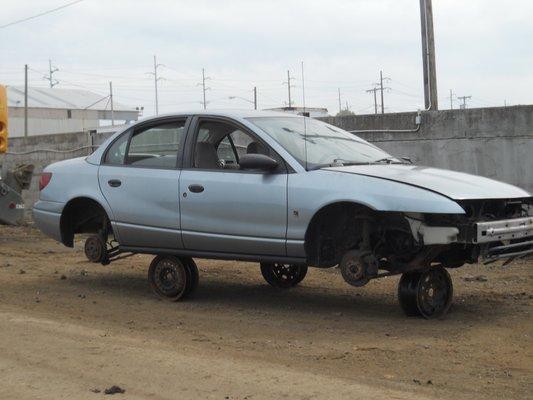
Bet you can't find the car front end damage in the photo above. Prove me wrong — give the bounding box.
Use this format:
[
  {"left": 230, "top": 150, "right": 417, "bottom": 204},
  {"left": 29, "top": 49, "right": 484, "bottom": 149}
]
[
  {"left": 323, "top": 197, "right": 533, "bottom": 318},
  {"left": 409, "top": 197, "right": 533, "bottom": 265}
]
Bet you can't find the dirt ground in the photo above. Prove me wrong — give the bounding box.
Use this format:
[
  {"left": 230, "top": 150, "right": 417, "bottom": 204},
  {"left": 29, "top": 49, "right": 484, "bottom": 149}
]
[{"left": 0, "top": 226, "right": 531, "bottom": 400}]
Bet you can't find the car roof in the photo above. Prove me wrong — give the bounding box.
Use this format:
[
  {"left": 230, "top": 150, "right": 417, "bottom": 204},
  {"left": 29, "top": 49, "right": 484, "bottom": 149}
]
[{"left": 135, "top": 109, "right": 301, "bottom": 123}]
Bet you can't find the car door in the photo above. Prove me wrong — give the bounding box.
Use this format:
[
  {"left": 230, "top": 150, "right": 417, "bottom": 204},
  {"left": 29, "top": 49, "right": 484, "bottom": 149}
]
[
  {"left": 179, "top": 117, "right": 288, "bottom": 256},
  {"left": 98, "top": 118, "right": 189, "bottom": 248}
]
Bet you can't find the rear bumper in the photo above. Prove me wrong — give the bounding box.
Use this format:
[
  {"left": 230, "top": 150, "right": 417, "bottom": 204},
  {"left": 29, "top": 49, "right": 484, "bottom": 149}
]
[{"left": 33, "top": 200, "right": 63, "bottom": 243}]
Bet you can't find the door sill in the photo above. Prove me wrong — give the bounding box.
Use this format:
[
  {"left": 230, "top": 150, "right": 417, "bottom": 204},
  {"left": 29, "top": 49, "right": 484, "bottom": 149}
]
[{"left": 120, "top": 246, "right": 306, "bottom": 264}]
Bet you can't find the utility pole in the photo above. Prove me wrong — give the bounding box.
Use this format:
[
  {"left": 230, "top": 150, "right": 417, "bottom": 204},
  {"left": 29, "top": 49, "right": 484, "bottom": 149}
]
[
  {"left": 378, "top": 70, "right": 390, "bottom": 114},
  {"left": 457, "top": 95, "right": 471, "bottom": 109},
  {"left": 45, "top": 59, "right": 59, "bottom": 88},
  {"left": 109, "top": 81, "right": 114, "bottom": 126},
  {"left": 366, "top": 86, "right": 380, "bottom": 114},
  {"left": 420, "top": 0, "right": 438, "bottom": 110},
  {"left": 199, "top": 68, "right": 211, "bottom": 110},
  {"left": 449, "top": 89, "right": 454, "bottom": 109},
  {"left": 253, "top": 86, "right": 257, "bottom": 110},
  {"left": 338, "top": 88, "right": 342, "bottom": 113},
  {"left": 283, "top": 70, "right": 293, "bottom": 107},
  {"left": 151, "top": 55, "right": 164, "bottom": 115},
  {"left": 24, "top": 64, "right": 28, "bottom": 137}
]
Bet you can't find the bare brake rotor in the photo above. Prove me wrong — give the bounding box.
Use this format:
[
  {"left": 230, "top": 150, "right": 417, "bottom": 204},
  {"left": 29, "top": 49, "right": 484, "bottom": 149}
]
[{"left": 339, "top": 249, "right": 379, "bottom": 287}]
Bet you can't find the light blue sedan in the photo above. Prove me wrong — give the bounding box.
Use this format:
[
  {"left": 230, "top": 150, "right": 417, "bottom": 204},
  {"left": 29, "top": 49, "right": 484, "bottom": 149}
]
[{"left": 34, "top": 110, "right": 533, "bottom": 318}]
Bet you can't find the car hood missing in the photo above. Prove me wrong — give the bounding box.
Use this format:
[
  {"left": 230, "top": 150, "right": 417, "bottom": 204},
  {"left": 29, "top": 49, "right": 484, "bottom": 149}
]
[{"left": 325, "top": 164, "right": 531, "bottom": 200}]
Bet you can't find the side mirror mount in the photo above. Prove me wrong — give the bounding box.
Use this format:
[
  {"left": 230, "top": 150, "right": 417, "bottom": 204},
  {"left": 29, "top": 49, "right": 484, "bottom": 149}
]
[{"left": 239, "top": 153, "right": 279, "bottom": 172}]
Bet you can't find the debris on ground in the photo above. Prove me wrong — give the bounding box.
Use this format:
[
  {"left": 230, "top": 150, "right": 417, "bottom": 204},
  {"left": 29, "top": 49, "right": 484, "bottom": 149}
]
[
  {"left": 60, "top": 274, "right": 67, "bottom": 280},
  {"left": 90, "top": 388, "right": 101, "bottom": 393},
  {"left": 104, "top": 385, "right": 125, "bottom": 395},
  {"left": 19, "top": 269, "right": 26, "bottom": 274},
  {"left": 463, "top": 275, "right": 488, "bottom": 282}
]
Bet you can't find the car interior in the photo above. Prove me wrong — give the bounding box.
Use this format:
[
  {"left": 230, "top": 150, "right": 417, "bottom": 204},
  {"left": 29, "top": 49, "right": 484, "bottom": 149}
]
[{"left": 194, "top": 121, "right": 272, "bottom": 170}]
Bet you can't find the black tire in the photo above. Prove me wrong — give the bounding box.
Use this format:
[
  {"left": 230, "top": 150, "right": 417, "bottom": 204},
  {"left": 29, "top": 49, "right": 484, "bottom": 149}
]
[
  {"left": 182, "top": 258, "right": 199, "bottom": 297},
  {"left": 148, "top": 256, "right": 188, "bottom": 301},
  {"left": 260, "top": 263, "right": 308, "bottom": 288},
  {"left": 84, "top": 235, "right": 105, "bottom": 263},
  {"left": 398, "top": 266, "right": 453, "bottom": 319}
]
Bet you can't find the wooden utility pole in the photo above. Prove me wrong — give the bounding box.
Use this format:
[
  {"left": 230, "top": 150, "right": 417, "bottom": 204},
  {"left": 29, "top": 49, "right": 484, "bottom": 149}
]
[
  {"left": 24, "top": 64, "right": 28, "bottom": 137},
  {"left": 338, "top": 88, "right": 342, "bottom": 113},
  {"left": 420, "top": 0, "right": 438, "bottom": 110},
  {"left": 253, "top": 86, "right": 257, "bottom": 110}
]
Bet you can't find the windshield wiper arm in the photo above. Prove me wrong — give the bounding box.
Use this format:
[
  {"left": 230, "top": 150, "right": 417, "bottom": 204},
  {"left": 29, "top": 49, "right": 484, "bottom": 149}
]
[
  {"left": 307, "top": 159, "right": 371, "bottom": 171},
  {"left": 373, "top": 156, "right": 403, "bottom": 164}
]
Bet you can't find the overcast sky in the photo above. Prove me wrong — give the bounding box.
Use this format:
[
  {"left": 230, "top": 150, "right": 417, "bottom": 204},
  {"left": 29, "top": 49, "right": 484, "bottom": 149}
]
[{"left": 1, "top": 0, "right": 532, "bottom": 117}]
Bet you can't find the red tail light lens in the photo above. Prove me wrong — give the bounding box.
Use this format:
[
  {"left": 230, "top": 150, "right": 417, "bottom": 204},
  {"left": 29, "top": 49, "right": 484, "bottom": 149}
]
[{"left": 39, "top": 172, "right": 52, "bottom": 191}]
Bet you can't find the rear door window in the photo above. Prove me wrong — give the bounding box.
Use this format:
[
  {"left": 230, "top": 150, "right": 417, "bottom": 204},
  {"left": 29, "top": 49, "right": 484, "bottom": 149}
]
[{"left": 126, "top": 121, "right": 186, "bottom": 169}]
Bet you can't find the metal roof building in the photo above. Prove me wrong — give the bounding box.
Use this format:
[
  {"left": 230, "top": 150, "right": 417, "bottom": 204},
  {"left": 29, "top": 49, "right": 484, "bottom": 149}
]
[{"left": 6, "top": 86, "right": 140, "bottom": 137}]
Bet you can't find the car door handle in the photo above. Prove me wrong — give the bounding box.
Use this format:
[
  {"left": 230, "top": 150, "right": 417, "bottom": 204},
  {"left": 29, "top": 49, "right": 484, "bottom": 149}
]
[
  {"left": 188, "top": 184, "right": 204, "bottom": 193},
  {"left": 108, "top": 179, "right": 122, "bottom": 188}
]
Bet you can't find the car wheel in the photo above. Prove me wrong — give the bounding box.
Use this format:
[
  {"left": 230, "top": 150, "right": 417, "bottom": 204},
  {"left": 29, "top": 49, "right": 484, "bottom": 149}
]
[
  {"left": 398, "top": 266, "right": 453, "bottom": 319},
  {"left": 148, "top": 255, "right": 188, "bottom": 301},
  {"left": 84, "top": 235, "right": 105, "bottom": 263},
  {"left": 182, "top": 257, "right": 199, "bottom": 297},
  {"left": 260, "top": 263, "right": 308, "bottom": 288}
]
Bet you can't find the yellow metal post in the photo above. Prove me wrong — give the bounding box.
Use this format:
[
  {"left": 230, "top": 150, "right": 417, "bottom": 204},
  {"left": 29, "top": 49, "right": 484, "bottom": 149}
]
[{"left": 0, "top": 85, "right": 8, "bottom": 153}]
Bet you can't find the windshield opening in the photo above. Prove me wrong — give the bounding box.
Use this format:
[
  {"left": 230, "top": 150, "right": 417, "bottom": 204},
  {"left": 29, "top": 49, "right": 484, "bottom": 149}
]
[{"left": 247, "top": 116, "right": 400, "bottom": 170}]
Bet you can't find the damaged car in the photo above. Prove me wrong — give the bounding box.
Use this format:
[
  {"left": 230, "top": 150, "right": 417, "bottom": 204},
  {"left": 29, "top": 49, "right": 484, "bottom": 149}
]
[{"left": 33, "top": 111, "right": 533, "bottom": 318}]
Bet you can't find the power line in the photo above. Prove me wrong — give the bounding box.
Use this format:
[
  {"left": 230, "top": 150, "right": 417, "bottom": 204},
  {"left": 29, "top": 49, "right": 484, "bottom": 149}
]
[{"left": 0, "top": 0, "right": 85, "bottom": 29}]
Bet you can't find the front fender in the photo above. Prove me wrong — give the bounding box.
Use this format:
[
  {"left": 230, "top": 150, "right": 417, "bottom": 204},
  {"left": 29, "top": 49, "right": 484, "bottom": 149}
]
[{"left": 287, "top": 170, "right": 464, "bottom": 243}]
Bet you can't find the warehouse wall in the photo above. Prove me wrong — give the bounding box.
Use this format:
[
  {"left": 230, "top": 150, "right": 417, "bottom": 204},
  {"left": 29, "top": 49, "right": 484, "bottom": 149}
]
[
  {"left": 1, "top": 104, "right": 532, "bottom": 222},
  {"left": 321, "top": 105, "right": 533, "bottom": 193}
]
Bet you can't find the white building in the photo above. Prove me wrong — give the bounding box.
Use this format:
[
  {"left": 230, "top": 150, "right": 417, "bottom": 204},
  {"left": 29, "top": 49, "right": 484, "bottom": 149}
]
[{"left": 6, "top": 86, "right": 140, "bottom": 137}]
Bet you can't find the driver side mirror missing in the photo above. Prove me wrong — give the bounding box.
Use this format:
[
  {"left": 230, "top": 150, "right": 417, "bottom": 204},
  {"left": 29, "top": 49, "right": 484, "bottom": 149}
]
[{"left": 239, "top": 153, "right": 279, "bottom": 172}]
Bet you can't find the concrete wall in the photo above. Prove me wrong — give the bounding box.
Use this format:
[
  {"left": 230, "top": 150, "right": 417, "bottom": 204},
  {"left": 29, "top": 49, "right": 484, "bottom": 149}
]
[
  {"left": 1, "top": 105, "right": 532, "bottom": 221},
  {"left": 1, "top": 130, "right": 113, "bottom": 212},
  {"left": 321, "top": 105, "right": 533, "bottom": 193}
]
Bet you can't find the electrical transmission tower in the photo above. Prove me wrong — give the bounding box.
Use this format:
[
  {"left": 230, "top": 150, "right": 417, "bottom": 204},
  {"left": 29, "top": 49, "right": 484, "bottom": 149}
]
[
  {"left": 457, "top": 95, "right": 471, "bottom": 109},
  {"left": 44, "top": 59, "right": 59, "bottom": 88}
]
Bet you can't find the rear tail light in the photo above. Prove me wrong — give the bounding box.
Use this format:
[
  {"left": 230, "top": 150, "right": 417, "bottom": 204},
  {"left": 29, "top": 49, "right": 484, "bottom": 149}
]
[{"left": 39, "top": 172, "right": 52, "bottom": 191}]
